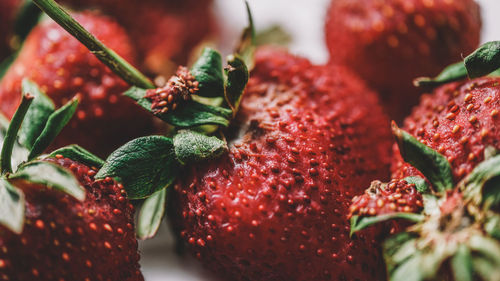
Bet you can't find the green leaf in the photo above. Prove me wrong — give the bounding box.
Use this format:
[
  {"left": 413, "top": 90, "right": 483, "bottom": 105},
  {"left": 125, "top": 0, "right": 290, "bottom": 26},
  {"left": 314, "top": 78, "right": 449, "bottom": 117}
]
[
  {"left": 413, "top": 61, "right": 467, "bottom": 88},
  {"left": 468, "top": 234, "right": 500, "bottom": 262},
  {"left": 96, "top": 136, "right": 179, "bottom": 199},
  {"left": 390, "top": 253, "right": 425, "bottom": 281},
  {"left": 10, "top": 161, "right": 85, "bottom": 201},
  {"left": 0, "top": 178, "right": 25, "bottom": 234},
  {"left": 137, "top": 188, "right": 167, "bottom": 240},
  {"left": 173, "top": 130, "right": 227, "bottom": 165},
  {"left": 18, "top": 79, "right": 55, "bottom": 149},
  {"left": 473, "top": 255, "right": 500, "bottom": 281},
  {"left": 224, "top": 55, "right": 249, "bottom": 114},
  {"left": 190, "top": 48, "right": 224, "bottom": 98},
  {"left": 485, "top": 215, "right": 500, "bottom": 240},
  {"left": 393, "top": 123, "right": 454, "bottom": 192},
  {"left": 350, "top": 213, "right": 424, "bottom": 235},
  {"left": 462, "top": 154, "right": 500, "bottom": 208},
  {"left": 125, "top": 87, "right": 232, "bottom": 128},
  {"left": 28, "top": 97, "right": 78, "bottom": 161},
  {"left": 403, "top": 176, "right": 430, "bottom": 194},
  {"left": 384, "top": 232, "right": 416, "bottom": 262},
  {"left": 48, "top": 145, "right": 105, "bottom": 168},
  {"left": 391, "top": 238, "right": 420, "bottom": 267},
  {"left": 490, "top": 68, "right": 500, "bottom": 77},
  {"left": 451, "top": 245, "right": 474, "bottom": 281},
  {"left": 465, "top": 41, "right": 500, "bottom": 78},
  {"left": 0, "top": 113, "right": 30, "bottom": 171},
  {"left": 1, "top": 94, "right": 33, "bottom": 174},
  {"left": 235, "top": 0, "right": 256, "bottom": 69}
]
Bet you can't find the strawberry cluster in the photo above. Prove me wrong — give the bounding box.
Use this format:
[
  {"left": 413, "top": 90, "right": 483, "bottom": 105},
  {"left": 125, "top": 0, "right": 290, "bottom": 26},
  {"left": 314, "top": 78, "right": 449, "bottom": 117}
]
[{"left": 0, "top": 0, "right": 498, "bottom": 281}]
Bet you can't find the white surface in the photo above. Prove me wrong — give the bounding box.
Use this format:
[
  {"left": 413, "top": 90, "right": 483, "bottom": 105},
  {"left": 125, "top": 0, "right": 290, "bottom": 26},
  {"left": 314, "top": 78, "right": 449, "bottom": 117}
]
[{"left": 140, "top": 1, "right": 500, "bottom": 280}]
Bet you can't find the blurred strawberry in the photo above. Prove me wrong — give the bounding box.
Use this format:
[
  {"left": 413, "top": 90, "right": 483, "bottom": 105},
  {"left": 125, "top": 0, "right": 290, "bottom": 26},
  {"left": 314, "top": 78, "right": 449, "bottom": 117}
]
[
  {"left": 325, "top": 0, "right": 481, "bottom": 121},
  {"left": 59, "top": 0, "right": 217, "bottom": 76},
  {"left": 0, "top": 0, "right": 22, "bottom": 61},
  {"left": 0, "top": 12, "right": 156, "bottom": 156}
]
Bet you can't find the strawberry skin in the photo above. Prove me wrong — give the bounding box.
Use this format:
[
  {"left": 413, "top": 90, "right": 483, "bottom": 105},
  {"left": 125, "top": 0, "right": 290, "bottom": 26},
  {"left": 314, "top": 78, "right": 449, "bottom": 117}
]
[
  {"left": 350, "top": 179, "right": 423, "bottom": 217},
  {"left": 0, "top": 12, "right": 156, "bottom": 156},
  {"left": 0, "top": 157, "right": 143, "bottom": 281},
  {"left": 169, "top": 48, "right": 392, "bottom": 281},
  {"left": 59, "top": 0, "right": 216, "bottom": 76},
  {"left": 325, "top": 0, "right": 481, "bottom": 120},
  {"left": 392, "top": 77, "right": 500, "bottom": 182},
  {"left": 0, "top": 0, "right": 21, "bottom": 60}
]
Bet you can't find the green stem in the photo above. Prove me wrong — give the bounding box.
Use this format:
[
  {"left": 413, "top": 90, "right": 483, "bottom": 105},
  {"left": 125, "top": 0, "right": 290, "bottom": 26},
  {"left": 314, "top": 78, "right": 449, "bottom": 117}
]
[
  {"left": 1, "top": 94, "right": 34, "bottom": 174},
  {"left": 32, "top": 0, "right": 155, "bottom": 89}
]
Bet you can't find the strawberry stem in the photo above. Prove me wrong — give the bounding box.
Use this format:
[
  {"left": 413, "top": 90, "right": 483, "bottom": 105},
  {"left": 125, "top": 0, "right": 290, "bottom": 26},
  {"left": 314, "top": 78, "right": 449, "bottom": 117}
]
[
  {"left": 31, "top": 0, "right": 155, "bottom": 89},
  {"left": 1, "top": 94, "right": 34, "bottom": 175}
]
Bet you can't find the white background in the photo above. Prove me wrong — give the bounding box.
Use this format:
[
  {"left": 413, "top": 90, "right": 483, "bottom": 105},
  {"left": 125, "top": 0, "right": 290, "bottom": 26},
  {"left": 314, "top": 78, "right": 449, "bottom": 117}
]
[{"left": 141, "top": 0, "right": 500, "bottom": 280}]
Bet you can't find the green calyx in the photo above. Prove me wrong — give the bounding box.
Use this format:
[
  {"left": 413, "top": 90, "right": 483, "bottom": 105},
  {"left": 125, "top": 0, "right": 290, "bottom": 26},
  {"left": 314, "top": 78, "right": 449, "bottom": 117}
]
[
  {"left": 414, "top": 41, "right": 500, "bottom": 89},
  {"left": 350, "top": 125, "right": 500, "bottom": 280},
  {"left": 384, "top": 197, "right": 500, "bottom": 281},
  {"left": 392, "top": 122, "right": 454, "bottom": 193},
  {"left": 33, "top": 0, "right": 257, "bottom": 239},
  {"left": 0, "top": 80, "right": 105, "bottom": 234}
]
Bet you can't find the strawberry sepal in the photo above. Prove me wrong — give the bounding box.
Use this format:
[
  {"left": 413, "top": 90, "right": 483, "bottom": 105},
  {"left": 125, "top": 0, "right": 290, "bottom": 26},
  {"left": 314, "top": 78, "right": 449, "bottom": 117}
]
[
  {"left": 393, "top": 122, "right": 454, "bottom": 192},
  {"left": 48, "top": 145, "right": 105, "bottom": 169}
]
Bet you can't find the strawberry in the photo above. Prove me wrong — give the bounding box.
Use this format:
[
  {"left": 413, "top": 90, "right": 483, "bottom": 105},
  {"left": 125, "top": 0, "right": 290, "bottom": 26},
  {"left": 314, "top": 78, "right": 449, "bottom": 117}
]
[
  {"left": 392, "top": 76, "right": 500, "bottom": 182},
  {"left": 0, "top": 157, "right": 143, "bottom": 281},
  {"left": 325, "top": 0, "right": 481, "bottom": 120},
  {"left": 348, "top": 43, "right": 500, "bottom": 280},
  {"left": 167, "top": 48, "right": 393, "bottom": 281},
  {"left": 0, "top": 12, "right": 156, "bottom": 156},
  {"left": 0, "top": 0, "right": 22, "bottom": 60},
  {"left": 350, "top": 179, "right": 423, "bottom": 217},
  {"left": 0, "top": 87, "right": 143, "bottom": 280},
  {"left": 59, "top": 0, "right": 216, "bottom": 76}
]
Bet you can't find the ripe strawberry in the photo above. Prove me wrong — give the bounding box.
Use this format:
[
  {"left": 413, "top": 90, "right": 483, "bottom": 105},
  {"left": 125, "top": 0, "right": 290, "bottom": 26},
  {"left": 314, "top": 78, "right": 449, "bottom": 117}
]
[
  {"left": 59, "top": 0, "right": 216, "bottom": 75},
  {"left": 0, "top": 12, "right": 156, "bottom": 156},
  {"left": 0, "top": 78, "right": 143, "bottom": 281},
  {"left": 168, "top": 48, "right": 392, "bottom": 281},
  {"left": 325, "top": 0, "right": 481, "bottom": 120},
  {"left": 350, "top": 179, "right": 423, "bottom": 217},
  {"left": 392, "top": 76, "right": 500, "bottom": 182},
  {"left": 347, "top": 44, "right": 500, "bottom": 279},
  {"left": 0, "top": 0, "right": 21, "bottom": 60},
  {"left": 0, "top": 156, "right": 143, "bottom": 281}
]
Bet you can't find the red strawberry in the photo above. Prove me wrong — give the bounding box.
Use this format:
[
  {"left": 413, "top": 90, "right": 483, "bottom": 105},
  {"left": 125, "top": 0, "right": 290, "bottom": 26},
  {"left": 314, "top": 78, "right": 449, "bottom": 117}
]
[
  {"left": 0, "top": 0, "right": 22, "bottom": 60},
  {"left": 0, "top": 156, "right": 143, "bottom": 281},
  {"left": 168, "top": 48, "right": 392, "bottom": 281},
  {"left": 347, "top": 47, "right": 500, "bottom": 279},
  {"left": 0, "top": 12, "right": 156, "bottom": 156},
  {"left": 59, "top": 0, "right": 216, "bottom": 76},
  {"left": 325, "top": 0, "right": 481, "bottom": 120},
  {"left": 392, "top": 76, "right": 500, "bottom": 182},
  {"left": 350, "top": 179, "right": 423, "bottom": 217}
]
